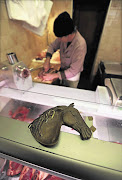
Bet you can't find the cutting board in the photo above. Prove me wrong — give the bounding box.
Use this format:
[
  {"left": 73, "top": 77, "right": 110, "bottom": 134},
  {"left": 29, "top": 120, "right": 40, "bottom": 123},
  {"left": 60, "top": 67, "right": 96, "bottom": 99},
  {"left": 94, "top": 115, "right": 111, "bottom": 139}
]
[{"left": 28, "top": 60, "right": 60, "bottom": 84}]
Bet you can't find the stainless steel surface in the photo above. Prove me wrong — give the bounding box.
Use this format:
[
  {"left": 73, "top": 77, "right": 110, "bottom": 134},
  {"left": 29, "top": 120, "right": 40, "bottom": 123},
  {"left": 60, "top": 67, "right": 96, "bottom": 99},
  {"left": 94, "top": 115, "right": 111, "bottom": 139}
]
[
  {"left": 93, "top": 116, "right": 122, "bottom": 143},
  {"left": 104, "top": 62, "right": 122, "bottom": 76},
  {"left": 111, "top": 78, "right": 122, "bottom": 100},
  {"left": 6, "top": 52, "right": 19, "bottom": 65},
  {"left": 105, "top": 78, "right": 117, "bottom": 105},
  {"left": 12, "top": 61, "right": 33, "bottom": 90},
  {"left": 0, "top": 61, "right": 33, "bottom": 91},
  {"left": 106, "top": 86, "right": 113, "bottom": 105},
  {"left": 105, "top": 78, "right": 122, "bottom": 107},
  {"left": 16, "top": 65, "right": 30, "bottom": 78}
]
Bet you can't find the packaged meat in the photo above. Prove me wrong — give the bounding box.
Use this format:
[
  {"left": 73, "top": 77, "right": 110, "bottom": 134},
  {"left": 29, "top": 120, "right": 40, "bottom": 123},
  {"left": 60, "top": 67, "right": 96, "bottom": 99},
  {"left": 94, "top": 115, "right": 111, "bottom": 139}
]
[
  {"left": 19, "top": 166, "right": 64, "bottom": 180},
  {"left": 7, "top": 161, "right": 23, "bottom": 176},
  {"left": 48, "top": 175, "right": 64, "bottom": 180},
  {"left": 19, "top": 166, "right": 35, "bottom": 180},
  {"left": 32, "top": 170, "right": 49, "bottom": 180}
]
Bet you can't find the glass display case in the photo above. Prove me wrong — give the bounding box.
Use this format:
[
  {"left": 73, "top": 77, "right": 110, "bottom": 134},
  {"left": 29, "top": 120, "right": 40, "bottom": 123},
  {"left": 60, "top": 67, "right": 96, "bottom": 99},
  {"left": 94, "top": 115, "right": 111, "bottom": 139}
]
[{"left": 0, "top": 82, "right": 122, "bottom": 180}]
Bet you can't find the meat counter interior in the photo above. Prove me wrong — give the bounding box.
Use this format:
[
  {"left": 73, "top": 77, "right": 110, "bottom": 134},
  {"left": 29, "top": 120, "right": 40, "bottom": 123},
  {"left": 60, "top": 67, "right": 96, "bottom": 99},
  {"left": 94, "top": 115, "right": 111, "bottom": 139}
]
[
  {"left": 0, "top": 82, "right": 122, "bottom": 180},
  {"left": 0, "top": 157, "right": 64, "bottom": 180}
]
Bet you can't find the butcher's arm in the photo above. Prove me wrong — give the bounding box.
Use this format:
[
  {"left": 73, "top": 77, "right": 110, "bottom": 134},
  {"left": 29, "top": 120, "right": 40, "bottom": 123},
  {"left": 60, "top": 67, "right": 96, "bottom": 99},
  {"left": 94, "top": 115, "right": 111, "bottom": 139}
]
[
  {"left": 43, "top": 56, "right": 51, "bottom": 72},
  {"left": 44, "top": 39, "right": 60, "bottom": 72}
]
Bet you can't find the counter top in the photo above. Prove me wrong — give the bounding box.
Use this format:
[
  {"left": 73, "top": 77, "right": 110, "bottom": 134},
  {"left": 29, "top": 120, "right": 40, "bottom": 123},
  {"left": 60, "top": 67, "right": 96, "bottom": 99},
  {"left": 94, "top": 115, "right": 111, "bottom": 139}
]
[
  {"left": 0, "top": 117, "right": 122, "bottom": 180},
  {"left": 28, "top": 59, "right": 60, "bottom": 84}
]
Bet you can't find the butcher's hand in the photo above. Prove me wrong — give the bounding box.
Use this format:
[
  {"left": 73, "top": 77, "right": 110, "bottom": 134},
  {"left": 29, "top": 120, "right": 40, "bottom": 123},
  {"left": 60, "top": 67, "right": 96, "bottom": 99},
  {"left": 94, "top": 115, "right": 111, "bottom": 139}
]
[
  {"left": 43, "top": 73, "right": 59, "bottom": 81},
  {"left": 43, "top": 57, "right": 50, "bottom": 72}
]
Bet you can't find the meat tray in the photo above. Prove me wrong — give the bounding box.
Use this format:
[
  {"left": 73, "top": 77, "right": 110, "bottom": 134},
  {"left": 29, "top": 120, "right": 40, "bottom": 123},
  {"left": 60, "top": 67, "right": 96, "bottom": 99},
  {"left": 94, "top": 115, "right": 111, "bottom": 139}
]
[{"left": 0, "top": 99, "right": 52, "bottom": 123}]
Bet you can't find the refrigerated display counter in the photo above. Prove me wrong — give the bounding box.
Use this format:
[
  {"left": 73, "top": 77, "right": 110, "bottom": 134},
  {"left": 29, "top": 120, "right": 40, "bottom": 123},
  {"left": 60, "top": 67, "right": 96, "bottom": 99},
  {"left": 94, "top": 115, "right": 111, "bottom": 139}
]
[{"left": 0, "top": 83, "right": 122, "bottom": 180}]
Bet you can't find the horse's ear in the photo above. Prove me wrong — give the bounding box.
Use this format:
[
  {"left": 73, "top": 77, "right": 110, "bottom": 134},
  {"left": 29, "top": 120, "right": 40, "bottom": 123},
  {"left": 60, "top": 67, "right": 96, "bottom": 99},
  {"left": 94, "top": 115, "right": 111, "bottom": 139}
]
[
  {"left": 68, "top": 103, "right": 74, "bottom": 108},
  {"left": 62, "top": 103, "right": 74, "bottom": 114}
]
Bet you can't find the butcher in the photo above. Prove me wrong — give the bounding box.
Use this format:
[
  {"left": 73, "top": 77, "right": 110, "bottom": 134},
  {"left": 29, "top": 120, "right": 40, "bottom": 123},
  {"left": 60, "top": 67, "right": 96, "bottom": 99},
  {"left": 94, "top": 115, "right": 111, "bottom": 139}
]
[{"left": 42, "top": 11, "right": 87, "bottom": 88}]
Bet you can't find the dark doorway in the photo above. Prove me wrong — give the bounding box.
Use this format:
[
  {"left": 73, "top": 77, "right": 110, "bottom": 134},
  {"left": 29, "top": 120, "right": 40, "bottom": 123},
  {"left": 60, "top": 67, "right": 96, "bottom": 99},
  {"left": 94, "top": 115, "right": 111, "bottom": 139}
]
[{"left": 73, "top": 0, "right": 110, "bottom": 90}]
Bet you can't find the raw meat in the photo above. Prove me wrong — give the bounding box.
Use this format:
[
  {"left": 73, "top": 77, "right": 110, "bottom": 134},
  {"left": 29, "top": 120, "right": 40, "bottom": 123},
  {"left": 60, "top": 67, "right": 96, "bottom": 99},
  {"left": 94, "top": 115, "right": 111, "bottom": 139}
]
[
  {"left": 9, "top": 106, "right": 33, "bottom": 123},
  {"left": 7, "top": 161, "right": 23, "bottom": 176},
  {"left": 47, "top": 175, "right": 64, "bottom": 180},
  {"left": 19, "top": 166, "right": 35, "bottom": 180},
  {"left": 36, "top": 49, "right": 47, "bottom": 60},
  {"left": 32, "top": 170, "right": 49, "bottom": 180}
]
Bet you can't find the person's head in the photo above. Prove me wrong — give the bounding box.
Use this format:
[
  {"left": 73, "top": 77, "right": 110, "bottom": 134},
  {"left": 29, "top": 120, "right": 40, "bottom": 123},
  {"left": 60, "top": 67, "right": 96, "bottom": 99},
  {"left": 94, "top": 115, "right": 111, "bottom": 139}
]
[{"left": 53, "top": 11, "right": 75, "bottom": 42}]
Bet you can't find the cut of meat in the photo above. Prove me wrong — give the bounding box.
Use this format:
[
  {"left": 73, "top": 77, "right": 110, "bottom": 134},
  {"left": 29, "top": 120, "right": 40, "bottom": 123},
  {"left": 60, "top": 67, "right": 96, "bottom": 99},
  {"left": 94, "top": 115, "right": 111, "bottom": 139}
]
[
  {"left": 9, "top": 106, "right": 34, "bottom": 123},
  {"left": 19, "top": 166, "right": 35, "bottom": 180},
  {"left": 7, "top": 161, "right": 23, "bottom": 176},
  {"left": 32, "top": 170, "right": 49, "bottom": 180}
]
